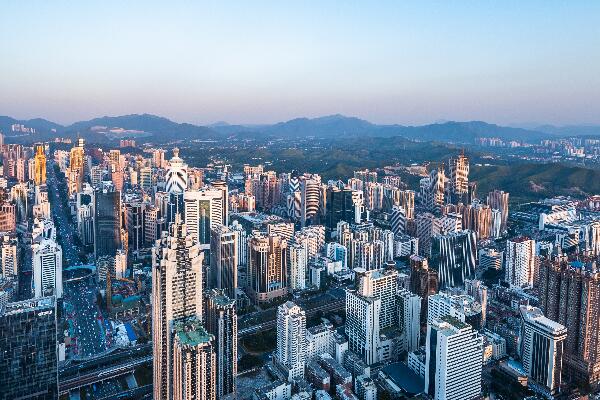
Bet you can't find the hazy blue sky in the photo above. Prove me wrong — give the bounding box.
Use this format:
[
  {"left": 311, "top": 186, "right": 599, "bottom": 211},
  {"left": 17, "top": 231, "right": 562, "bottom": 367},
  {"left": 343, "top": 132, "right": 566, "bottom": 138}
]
[{"left": 1, "top": 1, "right": 599, "bottom": 126}]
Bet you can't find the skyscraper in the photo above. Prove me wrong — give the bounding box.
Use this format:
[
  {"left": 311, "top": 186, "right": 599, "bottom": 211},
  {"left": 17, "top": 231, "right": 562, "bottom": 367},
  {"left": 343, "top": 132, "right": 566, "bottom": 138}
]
[
  {"left": 171, "top": 317, "right": 217, "bottom": 400},
  {"left": 152, "top": 218, "right": 205, "bottom": 400},
  {"left": 204, "top": 289, "right": 237, "bottom": 399},
  {"left": 519, "top": 305, "right": 567, "bottom": 395},
  {"left": 487, "top": 190, "right": 509, "bottom": 233},
  {"left": 275, "top": 301, "right": 307, "bottom": 381},
  {"left": 538, "top": 256, "right": 600, "bottom": 387},
  {"left": 94, "top": 184, "right": 122, "bottom": 258},
  {"left": 420, "top": 166, "right": 445, "bottom": 211},
  {"left": 301, "top": 174, "right": 323, "bottom": 227},
  {"left": 32, "top": 239, "right": 63, "bottom": 299},
  {"left": 430, "top": 230, "right": 477, "bottom": 288},
  {"left": 68, "top": 137, "right": 85, "bottom": 196},
  {"left": 397, "top": 288, "right": 421, "bottom": 353},
  {"left": 409, "top": 255, "right": 438, "bottom": 325},
  {"left": 247, "top": 232, "right": 288, "bottom": 304},
  {"left": 209, "top": 224, "right": 238, "bottom": 299},
  {"left": 0, "top": 296, "right": 58, "bottom": 399},
  {"left": 165, "top": 148, "right": 188, "bottom": 193},
  {"left": 424, "top": 316, "right": 483, "bottom": 400},
  {"left": 183, "top": 189, "right": 224, "bottom": 245},
  {"left": 289, "top": 242, "right": 308, "bottom": 291},
  {"left": 505, "top": 237, "right": 536, "bottom": 288},
  {"left": 345, "top": 287, "right": 381, "bottom": 365},
  {"left": 33, "top": 143, "right": 46, "bottom": 186},
  {"left": 448, "top": 153, "right": 469, "bottom": 202},
  {"left": 355, "top": 268, "right": 399, "bottom": 329}
]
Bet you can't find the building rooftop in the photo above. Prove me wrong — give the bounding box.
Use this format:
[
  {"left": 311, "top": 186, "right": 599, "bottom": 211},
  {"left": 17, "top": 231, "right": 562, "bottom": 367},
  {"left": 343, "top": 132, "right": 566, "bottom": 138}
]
[{"left": 172, "top": 318, "right": 212, "bottom": 346}]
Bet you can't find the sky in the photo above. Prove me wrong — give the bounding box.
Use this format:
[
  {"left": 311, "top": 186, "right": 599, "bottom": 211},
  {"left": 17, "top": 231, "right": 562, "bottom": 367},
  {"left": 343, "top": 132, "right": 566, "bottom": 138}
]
[{"left": 1, "top": 1, "right": 599, "bottom": 126}]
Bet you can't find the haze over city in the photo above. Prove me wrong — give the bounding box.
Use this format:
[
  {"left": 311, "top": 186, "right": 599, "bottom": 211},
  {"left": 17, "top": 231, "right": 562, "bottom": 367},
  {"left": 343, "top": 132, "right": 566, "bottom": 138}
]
[{"left": 2, "top": 1, "right": 600, "bottom": 126}]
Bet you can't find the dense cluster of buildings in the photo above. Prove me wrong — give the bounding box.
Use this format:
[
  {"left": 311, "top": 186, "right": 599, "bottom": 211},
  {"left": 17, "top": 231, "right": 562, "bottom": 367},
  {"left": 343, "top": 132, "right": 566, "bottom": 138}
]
[{"left": 6, "top": 130, "right": 600, "bottom": 400}]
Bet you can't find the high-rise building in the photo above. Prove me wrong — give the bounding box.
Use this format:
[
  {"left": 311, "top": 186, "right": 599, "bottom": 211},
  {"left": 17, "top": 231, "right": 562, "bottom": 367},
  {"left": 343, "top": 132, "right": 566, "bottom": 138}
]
[
  {"left": 325, "top": 186, "right": 365, "bottom": 232},
  {"left": 33, "top": 143, "right": 46, "bottom": 185},
  {"left": 448, "top": 153, "right": 469, "bottom": 202},
  {"left": 275, "top": 301, "right": 307, "bottom": 381},
  {"left": 68, "top": 138, "right": 85, "bottom": 196},
  {"left": 301, "top": 174, "right": 323, "bottom": 227},
  {"left": 424, "top": 316, "right": 483, "bottom": 400},
  {"left": 519, "top": 305, "right": 567, "bottom": 395},
  {"left": 397, "top": 288, "right": 421, "bottom": 353},
  {"left": 427, "top": 292, "right": 483, "bottom": 331},
  {"left": 409, "top": 255, "right": 438, "bottom": 325},
  {"left": 538, "top": 256, "right": 600, "bottom": 387},
  {"left": 420, "top": 166, "right": 445, "bottom": 211},
  {"left": 487, "top": 190, "right": 509, "bottom": 233},
  {"left": 94, "top": 184, "right": 122, "bottom": 258},
  {"left": 32, "top": 239, "right": 63, "bottom": 299},
  {"left": 124, "top": 201, "right": 144, "bottom": 254},
  {"left": 152, "top": 218, "right": 205, "bottom": 400},
  {"left": 204, "top": 289, "right": 237, "bottom": 399},
  {"left": 211, "top": 180, "right": 229, "bottom": 225},
  {"left": 355, "top": 268, "right": 398, "bottom": 329},
  {"left": 171, "top": 317, "right": 217, "bottom": 400},
  {"left": 0, "top": 297, "right": 58, "bottom": 399},
  {"left": 165, "top": 148, "right": 188, "bottom": 193},
  {"left": 505, "top": 237, "right": 536, "bottom": 288},
  {"left": 346, "top": 287, "right": 381, "bottom": 365},
  {"left": 209, "top": 224, "right": 238, "bottom": 299},
  {"left": 289, "top": 243, "right": 308, "bottom": 291},
  {"left": 0, "top": 234, "right": 18, "bottom": 280},
  {"left": 247, "top": 233, "right": 288, "bottom": 303},
  {"left": 430, "top": 230, "right": 477, "bottom": 288},
  {"left": 184, "top": 189, "right": 224, "bottom": 245}
]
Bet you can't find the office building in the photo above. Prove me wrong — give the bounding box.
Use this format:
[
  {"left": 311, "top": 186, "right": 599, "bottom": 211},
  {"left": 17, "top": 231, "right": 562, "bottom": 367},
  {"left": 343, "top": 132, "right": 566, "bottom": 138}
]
[
  {"left": 184, "top": 189, "right": 224, "bottom": 245},
  {"left": 94, "top": 185, "right": 122, "bottom": 258},
  {"left": 519, "top": 305, "right": 567, "bottom": 395},
  {"left": 32, "top": 239, "right": 63, "bottom": 299},
  {"left": 427, "top": 292, "right": 483, "bottom": 331},
  {"left": 0, "top": 234, "right": 18, "bottom": 280},
  {"left": 204, "top": 289, "right": 237, "bottom": 399},
  {"left": 300, "top": 174, "right": 323, "bottom": 227},
  {"left": 430, "top": 230, "right": 477, "bottom": 288},
  {"left": 355, "top": 268, "right": 398, "bottom": 329},
  {"left": 209, "top": 224, "right": 238, "bottom": 299},
  {"left": 0, "top": 297, "right": 58, "bottom": 400},
  {"left": 33, "top": 143, "right": 46, "bottom": 185},
  {"left": 152, "top": 218, "right": 205, "bottom": 400},
  {"left": 424, "top": 316, "right": 483, "bottom": 400}
]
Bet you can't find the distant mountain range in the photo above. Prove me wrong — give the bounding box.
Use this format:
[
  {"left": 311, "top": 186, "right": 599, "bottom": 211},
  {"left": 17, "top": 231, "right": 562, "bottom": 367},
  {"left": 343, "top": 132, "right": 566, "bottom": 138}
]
[{"left": 1, "top": 113, "right": 598, "bottom": 144}]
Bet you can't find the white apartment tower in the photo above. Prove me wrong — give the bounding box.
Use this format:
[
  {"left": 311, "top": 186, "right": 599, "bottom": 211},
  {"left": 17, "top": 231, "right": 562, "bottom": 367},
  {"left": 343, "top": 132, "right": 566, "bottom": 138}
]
[
  {"left": 276, "top": 301, "right": 307, "bottom": 381},
  {"left": 505, "top": 237, "right": 536, "bottom": 288},
  {"left": 32, "top": 239, "right": 63, "bottom": 299},
  {"left": 289, "top": 243, "right": 308, "bottom": 291},
  {"left": 345, "top": 288, "right": 381, "bottom": 365},
  {"left": 397, "top": 288, "right": 421, "bottom": 353},
  {"left": 424, "top": 316, "right": 483, "bottom": 400}
]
